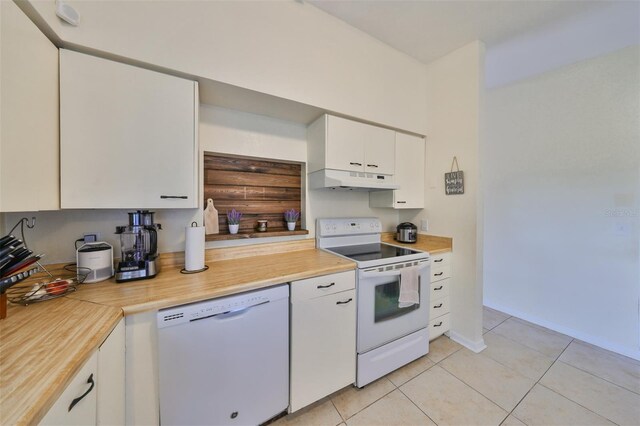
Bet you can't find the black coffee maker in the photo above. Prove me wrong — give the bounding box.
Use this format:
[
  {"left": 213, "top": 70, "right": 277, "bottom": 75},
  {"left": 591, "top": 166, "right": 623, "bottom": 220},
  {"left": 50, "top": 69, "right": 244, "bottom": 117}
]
[{"left": 115, "top": 210, "right": 161, "bottom": 282}]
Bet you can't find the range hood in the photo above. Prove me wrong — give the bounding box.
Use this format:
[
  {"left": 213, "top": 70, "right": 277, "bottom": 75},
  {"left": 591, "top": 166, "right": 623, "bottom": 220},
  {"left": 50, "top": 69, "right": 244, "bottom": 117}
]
[{"left": 308, "top": 169, "right": 400, "bottom": 191}]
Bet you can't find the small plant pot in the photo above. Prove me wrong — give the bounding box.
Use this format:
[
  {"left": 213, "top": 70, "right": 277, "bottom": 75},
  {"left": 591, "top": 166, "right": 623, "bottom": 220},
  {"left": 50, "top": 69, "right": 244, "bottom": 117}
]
[
  {"left": 229, "top": 224, "right": 240, "bottom": 234},
  {"left": 287, "top": 222, "right": 296, "bottom": 231}
]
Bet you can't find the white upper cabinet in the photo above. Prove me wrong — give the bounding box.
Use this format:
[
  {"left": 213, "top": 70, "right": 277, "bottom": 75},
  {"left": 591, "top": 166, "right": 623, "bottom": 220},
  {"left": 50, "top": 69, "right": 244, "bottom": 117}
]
[
  {"left": 60, "top": 49, "right": 198, "bottom": 209},
  {"left": 324, "top": 115, "right": 366, "bottom": 173},
  {"left": 308, "top": 114, "right": 395, "bottom": 175},
  {"left": 370, "top": 132, "right": 425, "bottom": 209},
  {"left": 0, "top": 1, "right": 59, "bottom": 212},
  {"left": 362, "top": 124, "right": 395, "bottom": 175}
]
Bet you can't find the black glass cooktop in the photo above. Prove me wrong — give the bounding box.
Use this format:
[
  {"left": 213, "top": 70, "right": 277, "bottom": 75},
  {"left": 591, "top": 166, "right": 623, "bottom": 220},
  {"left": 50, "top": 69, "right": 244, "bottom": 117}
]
[{"left": 326, "top": 243, "right": 421, "bottom": 262}]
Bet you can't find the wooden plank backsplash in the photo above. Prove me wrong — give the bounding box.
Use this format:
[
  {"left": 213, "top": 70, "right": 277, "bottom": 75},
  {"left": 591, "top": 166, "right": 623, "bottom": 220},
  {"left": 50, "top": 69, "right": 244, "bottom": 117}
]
[{"left": 204, "top": 153, "right": 303, "bottom": 233}]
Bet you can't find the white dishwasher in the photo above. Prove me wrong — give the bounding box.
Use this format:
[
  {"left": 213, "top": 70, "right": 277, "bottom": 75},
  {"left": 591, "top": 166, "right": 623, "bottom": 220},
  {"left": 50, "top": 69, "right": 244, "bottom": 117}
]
[{"left": 157, "top": 285, "right": 289, "bottom": 426}]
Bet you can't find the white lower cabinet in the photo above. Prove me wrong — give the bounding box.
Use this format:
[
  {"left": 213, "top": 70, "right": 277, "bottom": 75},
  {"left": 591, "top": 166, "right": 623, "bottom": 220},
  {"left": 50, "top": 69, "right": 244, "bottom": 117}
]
[
  {"left": 290, "top": 271, "right": 356, "bottom": 412},
  {"left": 40, "top": 319, "right": 125, "bottom": 426},
  {"left": 97, "top": 319, "right": 125, "bottom": 425},
  {"left": 429, "top": 252, "right": 452, "bottom": 340},
  {"left": 40, "top": 352, "right": 98, "bottom": 425}
]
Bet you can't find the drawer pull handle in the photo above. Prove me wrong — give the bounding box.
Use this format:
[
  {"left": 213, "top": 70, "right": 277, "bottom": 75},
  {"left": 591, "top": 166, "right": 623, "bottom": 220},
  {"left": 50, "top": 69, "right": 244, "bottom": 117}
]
[
  {"left": 434, "top": 272, "right": 444, "bottom": 276},
  {"left": 367, "top": 164, "right": 378, "bottom": 168},
  {"left": 434, "top": 321, "right": 443, "bottom": 327},
  {"left": 396, "top": 201, "right": 407, "bottom": 204},
  {"left": 317, "top": 282, "right": 335, "bottom": 289},
  {"left": 434, "top": 303, "right": 443, "bottom": 308},
  {"left": 336, "top": 298, "right": 353, "bottom": 305},
  {"left": 160, "top": 195, "right": 188, "bottom": 199},
  {"left": 68, "top": 373, "right": 95, "bottom": 412},
  {"left": 434, "top": 259, "right": 444, "bottom": 263},
  {"left": 349, "top": 162, "right": 362, "bottom": 166},
  {"left": 434, "top": 286, "right": 443, "bottom": 290}
]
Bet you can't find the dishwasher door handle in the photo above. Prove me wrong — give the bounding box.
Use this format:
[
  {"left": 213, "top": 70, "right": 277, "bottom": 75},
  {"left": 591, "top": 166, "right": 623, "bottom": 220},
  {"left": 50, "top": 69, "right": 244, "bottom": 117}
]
[{"left": 190, "top": 300, "right": 270, "bottom": 322}]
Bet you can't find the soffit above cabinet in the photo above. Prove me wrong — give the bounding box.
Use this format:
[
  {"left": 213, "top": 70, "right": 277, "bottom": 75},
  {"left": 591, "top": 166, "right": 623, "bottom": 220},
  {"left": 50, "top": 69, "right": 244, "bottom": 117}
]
[{"left": 16, "top": 1, "right": 427, "bottom": 135}]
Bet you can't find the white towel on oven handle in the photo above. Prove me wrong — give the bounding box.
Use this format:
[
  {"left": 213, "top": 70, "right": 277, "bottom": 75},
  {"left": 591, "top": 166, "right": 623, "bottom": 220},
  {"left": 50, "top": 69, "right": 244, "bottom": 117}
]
[{"left": 398, "top": 266, "right": 420, "bottom": 308}]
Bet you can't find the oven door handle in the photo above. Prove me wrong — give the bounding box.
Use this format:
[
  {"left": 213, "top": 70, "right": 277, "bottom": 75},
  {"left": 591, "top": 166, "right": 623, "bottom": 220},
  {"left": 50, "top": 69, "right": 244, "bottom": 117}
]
[{"left": 360, "top": 262, "right": 429, "bottom": 278}]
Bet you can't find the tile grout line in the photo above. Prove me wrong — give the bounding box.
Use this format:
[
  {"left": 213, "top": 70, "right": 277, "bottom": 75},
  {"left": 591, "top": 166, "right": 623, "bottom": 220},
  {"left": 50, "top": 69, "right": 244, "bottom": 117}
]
[
  {"left": 487, "top": 326, "right": 568, "bottom": 360},
  {"left": 554, "top": 359, "right": 640, "bottom": 397},
  {"left": 535, "top": 382, "right": 620, "bottom": 425},
  {"left": 396, "top": 379, "right": 441, "bottom": 426},
  {"left": 501, "top": 337, "right": 575, "bottom": 425},
  {"left": 331, "top": 379, "right": 397, "bottom": 423}
]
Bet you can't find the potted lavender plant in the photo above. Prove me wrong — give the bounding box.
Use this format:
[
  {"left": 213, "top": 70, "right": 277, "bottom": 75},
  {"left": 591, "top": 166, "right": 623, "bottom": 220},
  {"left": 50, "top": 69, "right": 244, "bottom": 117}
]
[
  {"left": 227, "top": 209, "right": 242, "bottom": 234},
  {"left": 284, "top": 208, "right": 300, "bottom": 231}
]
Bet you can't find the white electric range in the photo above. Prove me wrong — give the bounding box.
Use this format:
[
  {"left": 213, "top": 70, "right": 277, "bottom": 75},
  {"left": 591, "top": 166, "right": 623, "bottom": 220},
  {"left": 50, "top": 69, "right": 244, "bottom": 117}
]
[{"left": 317, "top": 218, "right": 431, "bottom": 387}]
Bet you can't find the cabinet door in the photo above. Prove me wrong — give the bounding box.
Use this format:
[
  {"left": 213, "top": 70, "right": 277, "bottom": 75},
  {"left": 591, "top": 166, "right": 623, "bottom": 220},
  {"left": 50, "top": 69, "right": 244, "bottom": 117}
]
[
  {"left": 325, "top": 115, "right": 365, "bottom": 172},
  {"left": 97, "top": 319, "right": 125, "bottom": 425},
  {"left": 290, "top": 289, "right": 356, "bottom": 412},
  {"left": 40, "top": 351, "right": 98, "bottom": 425},
  {"left": 0, "top": 1, "right": 59, "bottom": 212},
  {"left": 393, "top": 133, "right": 425, "bottom": 208},
  {"left": 363, "top": 125, "right": 395, "bottom": 175},
  {"left": 369, "top": 132, "right": 424, "bottom": 209},
  {"left": 60, "top": 50, "right": 198, "bottom": 209}
]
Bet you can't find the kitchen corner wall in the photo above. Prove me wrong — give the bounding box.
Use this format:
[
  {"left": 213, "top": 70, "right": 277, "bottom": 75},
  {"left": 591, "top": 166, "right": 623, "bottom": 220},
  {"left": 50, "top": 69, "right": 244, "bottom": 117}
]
[
  {"left": 3, "top": 106, "right": 400, "bottom": 263},
  {"left": 401, "top": 41, "right": 486, "bottom": 351}
]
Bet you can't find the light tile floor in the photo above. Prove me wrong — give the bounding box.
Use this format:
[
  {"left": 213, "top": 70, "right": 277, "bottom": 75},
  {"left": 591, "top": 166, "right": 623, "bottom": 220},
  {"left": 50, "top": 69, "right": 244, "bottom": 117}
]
[{"left": 272, "top": 307, "right": 640, "bottom": 426}]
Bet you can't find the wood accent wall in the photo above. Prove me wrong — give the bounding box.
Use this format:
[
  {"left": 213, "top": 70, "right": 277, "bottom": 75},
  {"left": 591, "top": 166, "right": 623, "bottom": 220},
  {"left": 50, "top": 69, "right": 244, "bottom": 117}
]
[{"left": 204, "top": 153, "right": 304, "bottom": 236}]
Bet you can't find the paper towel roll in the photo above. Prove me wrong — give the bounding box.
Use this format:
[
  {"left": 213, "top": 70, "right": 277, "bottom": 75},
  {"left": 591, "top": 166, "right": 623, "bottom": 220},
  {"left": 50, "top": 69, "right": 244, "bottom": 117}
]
[{"left": 185, "top": 224, "right": 205, "bottom": 271}]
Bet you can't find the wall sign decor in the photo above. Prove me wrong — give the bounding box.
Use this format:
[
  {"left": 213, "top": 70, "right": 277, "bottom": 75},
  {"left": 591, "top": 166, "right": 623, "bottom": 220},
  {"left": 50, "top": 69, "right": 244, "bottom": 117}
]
[{"left": 445, "top": 156, "right": 464, "bottom": 195}]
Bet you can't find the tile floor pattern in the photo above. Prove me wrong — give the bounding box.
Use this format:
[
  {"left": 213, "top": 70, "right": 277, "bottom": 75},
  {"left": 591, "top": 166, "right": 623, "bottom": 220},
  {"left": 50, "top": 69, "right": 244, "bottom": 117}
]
[{"left": 273, "top": 307, "right": 640, "bottom": 426}]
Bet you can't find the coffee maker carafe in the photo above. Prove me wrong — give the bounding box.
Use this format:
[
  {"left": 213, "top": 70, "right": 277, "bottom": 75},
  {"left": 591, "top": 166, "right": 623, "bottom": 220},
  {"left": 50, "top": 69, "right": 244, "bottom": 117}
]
[{"left": 115, "top": 210, "right": 161, "bottom": 282}]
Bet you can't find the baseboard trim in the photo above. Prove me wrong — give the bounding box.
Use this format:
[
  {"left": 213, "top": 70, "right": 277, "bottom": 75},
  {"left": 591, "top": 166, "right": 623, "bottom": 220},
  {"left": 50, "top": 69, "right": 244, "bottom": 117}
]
[
  {"left": 449, "top": 331, "right": 487, "bottom": 353},
  {"left": 484, "top": 301, "right": 640, "bottom": 361}
]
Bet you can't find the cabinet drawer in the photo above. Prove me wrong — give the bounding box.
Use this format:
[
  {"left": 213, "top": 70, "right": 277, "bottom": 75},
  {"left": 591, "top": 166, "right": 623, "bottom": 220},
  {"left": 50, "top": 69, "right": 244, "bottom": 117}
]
[
  {"left": 291, "top": 270, "right": 355, "bottom": 302},
  {"left": 431, "top": 263, "right": 451, "bottom": 282},
  {"left": 429, "top": 296, "right": 450, "bottom": 321},
  {"left": 428, "top": 314, "right": 450, "bottom": 341},
  {"left": 430, "top": 278, "right": 450, "bottom": 301},
  {"left": 430, "top": 252, "right": 451, "bottom": 267}
]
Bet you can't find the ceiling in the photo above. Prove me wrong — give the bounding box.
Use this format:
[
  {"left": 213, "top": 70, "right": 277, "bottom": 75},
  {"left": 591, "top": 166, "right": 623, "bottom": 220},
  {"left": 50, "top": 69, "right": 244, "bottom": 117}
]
[{"left": 308, "top": 0, "right": 614, "bottom": 64}]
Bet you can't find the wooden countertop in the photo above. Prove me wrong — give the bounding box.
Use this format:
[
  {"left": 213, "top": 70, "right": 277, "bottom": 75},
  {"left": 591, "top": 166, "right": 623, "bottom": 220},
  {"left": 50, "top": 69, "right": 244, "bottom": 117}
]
[
  {"left": 0, "top": 298, "right": 122, "bottom": 426},
  {"left": 0, "top": 246, "right": 354, "bottom": 425},
  {"left": 67, "top": 248, "right": 355, "bottom": 315},
  {"left": 381, "top": 232, "right": 453, "bottom": 254}
]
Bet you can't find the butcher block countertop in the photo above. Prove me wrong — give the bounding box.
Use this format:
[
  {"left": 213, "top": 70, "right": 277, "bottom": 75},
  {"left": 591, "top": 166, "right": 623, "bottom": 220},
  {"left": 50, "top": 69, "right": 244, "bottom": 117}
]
[
  {"left": 67, "top": 247, "right": 355, "bottom": 315},
  {"left": 381, "top": 232, "right": 453, "bottom": 254},
  {"left": 0, "top": 242, "right": 355, "bottom": 425},
  {"left": 0, "top": 298, "right": 122, "bottom": 426}
]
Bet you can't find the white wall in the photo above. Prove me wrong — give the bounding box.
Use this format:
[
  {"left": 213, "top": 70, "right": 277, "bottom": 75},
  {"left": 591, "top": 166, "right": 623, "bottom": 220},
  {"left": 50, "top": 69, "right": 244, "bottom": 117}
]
[
  {"left": 402, "top": 41, "right": 486, "bottom": 351},
  {"left": 26, "top": 0, "right": 427, "bottom": 134},
  {"left": 486, "top": 1, "right": 640, "bottom": 89},
  {"left": 484, "top": 45, "right": 640, "bottom": 359},
  {"left": 4, "top": 106, "right": 400, "bottom": 263}
]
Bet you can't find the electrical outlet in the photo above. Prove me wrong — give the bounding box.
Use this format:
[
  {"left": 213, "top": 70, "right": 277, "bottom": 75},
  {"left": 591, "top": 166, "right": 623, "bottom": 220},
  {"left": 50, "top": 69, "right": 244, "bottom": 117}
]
[
  {"left": 83, "top": 232, "right": 101, "bottom": 243},
  {"left": 420, "top": 219, "right": 429, "bottom": 232}
]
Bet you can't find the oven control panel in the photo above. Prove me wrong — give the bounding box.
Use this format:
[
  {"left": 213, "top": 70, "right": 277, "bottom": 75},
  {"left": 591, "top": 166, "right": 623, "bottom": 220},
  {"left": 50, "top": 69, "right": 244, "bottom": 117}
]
[{"left": 317, "top": 218, "right": 381, "bottom": 237}]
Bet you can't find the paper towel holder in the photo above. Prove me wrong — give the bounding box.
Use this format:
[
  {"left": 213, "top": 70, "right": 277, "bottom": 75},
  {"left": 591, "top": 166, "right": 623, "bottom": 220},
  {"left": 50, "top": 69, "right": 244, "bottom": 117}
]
[{"left": 180, "top": 222, "right": 209, "bottom": 274}]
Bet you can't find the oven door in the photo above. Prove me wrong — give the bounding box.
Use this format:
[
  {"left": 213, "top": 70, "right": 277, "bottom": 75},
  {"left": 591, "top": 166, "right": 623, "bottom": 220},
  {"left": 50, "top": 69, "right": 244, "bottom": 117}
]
[{"left": 357, "top": 259, "right": 430, "bottom": 353}]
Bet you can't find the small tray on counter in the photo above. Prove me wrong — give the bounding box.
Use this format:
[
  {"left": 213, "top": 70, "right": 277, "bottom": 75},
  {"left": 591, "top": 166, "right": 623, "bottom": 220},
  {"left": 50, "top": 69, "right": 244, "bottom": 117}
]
[{"left": 5, "top": 265, "right": 90, "bottom": 306}]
